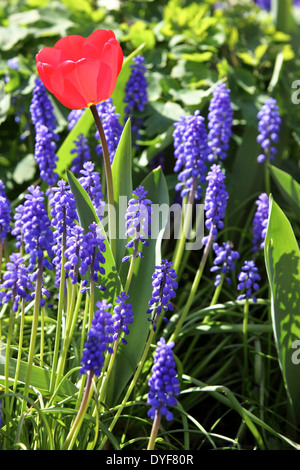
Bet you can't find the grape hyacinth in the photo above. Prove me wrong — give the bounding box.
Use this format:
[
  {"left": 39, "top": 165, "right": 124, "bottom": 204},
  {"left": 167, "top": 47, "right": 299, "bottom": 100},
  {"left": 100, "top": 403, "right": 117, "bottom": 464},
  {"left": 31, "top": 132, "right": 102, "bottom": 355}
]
[
  {"left": 78, "top": 162, "right": 104, "bottom": 218},
  {"left": 237, "top": 260, "right": 261, "bottom": 303},
  {"left": 147, "top": 259, "right": 178, "bottom": 329},
  {"left": 210, "top": 241, "right": 240, "bottom": 287},
  {"left": 173, "top": 110, "right": 209, "bottom": 201},
  {"left": 11, "top": 185, "right": 54, "bottom": 272},
  {"left": 67, "top": 108, "right": 85, "bottom": 131},
  {"left": 70, "top": 133, "right": 92, "bottom": 175},
  {"left": 207, "top": 83, "right": 233, "bottom": 162},
  {"left": 64, "top": 225, "right": 84, "bottom": 285},
  {"left": 122, "top": 186, "right": 152, "bottom": 262},
  {"left": 257, "top": 98, "right": 281, "bottom": 163},
  {"left": 0, "top": 253, "right": 34, "bottom": 312},
  {"left": 95, "top": 98, "right": 123, "bottom": 163},
  {"left": 111, "top": 292, "right": 134, "bottom": 345},
  {"left": 0, "top": 194, "right": 11, "bottom": 242},
  {"left": 79, "top": 222, "right": 106, "bottom": 285},
  {"left": 202, "top": 164, "right": 228, "bottom": 245},
  {"left": 252, "top": 193, "right": 269, "bottom": 252},
  {"left": 147, "top": 337, "right": 180, "bottom": 422},
  {"left": 34, "top": 124, "right": 58, "bottom": 186},
  {"left": 80, "top": 300, "right": 114, "bottom": 377},
  {"left": 30, "top": 77, "right": 58, "bottom": 139},
  {"left": 124, "top": 55, "right": 148, "bottom": 138},
  {"left": 49, "top": 180, "right": 78, "bottom": 285}
]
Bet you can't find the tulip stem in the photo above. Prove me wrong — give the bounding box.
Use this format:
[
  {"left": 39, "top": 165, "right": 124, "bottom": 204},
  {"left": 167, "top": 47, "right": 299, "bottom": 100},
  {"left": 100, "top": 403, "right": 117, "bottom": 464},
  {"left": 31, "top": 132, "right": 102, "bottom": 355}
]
[{"left": 90, "top": 104, "right": 116, "bottom": 261}]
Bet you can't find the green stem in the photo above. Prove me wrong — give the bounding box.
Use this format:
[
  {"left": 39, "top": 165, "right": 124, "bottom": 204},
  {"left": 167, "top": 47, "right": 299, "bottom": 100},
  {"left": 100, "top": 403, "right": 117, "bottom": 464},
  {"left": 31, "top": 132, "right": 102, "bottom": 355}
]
[
  {"left": 203, "top": 273, "right": 225, "bottom": 323},
  {"left": 242, "top": 298, "right": 250, "bottom": 396},
  {"left": 13, "top": 299, "right": 25, "bottom": 393},
  {"left": 22, "top": 258, "right": 43, "bottom": 412},
  {"left": 62, "top": 370, "right": 94, "bottom": 450},
  {"left": 170, "top": 227, "right": 214, "bottom": 343},
  {"left": 147, "top": 410, "right": 161, "bottom": 450},
  {"left": 90, "top": 105, "right": 116, "bottom": 261}
]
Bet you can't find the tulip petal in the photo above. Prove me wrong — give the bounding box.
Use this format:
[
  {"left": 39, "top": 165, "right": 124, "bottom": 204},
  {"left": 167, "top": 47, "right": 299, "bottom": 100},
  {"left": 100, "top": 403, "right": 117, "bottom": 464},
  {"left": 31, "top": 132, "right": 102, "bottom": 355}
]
[
  {"left": 54, "top": 35, "right": 86, "bottom": 62},
  {"left": 36, "top": 47, "right": 63, "bottom": 67},
  {"left": 99, "top": 39, "right": 121, "bottom": 97},
  {"left": 83, "top": 29, "right": 116, "bottom": 59}
]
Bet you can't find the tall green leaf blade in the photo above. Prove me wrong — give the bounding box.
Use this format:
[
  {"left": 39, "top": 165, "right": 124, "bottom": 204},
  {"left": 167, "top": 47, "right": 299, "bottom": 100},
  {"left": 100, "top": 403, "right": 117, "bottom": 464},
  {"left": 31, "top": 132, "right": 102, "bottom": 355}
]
[
  {"left": 270, "top": 164, "right": 300, "bottom": 219},
  {"left": 107, "top": 167, "right": 169, "bottom": 405},
  {"left": 67, "top": 170, "right": 122, "bottom": 304},
  {"left": 111, "top": 118, "right": 133, "bottom": 270},
  {"left": 264, "top": 196, "right": 300, "bottom": 423}
]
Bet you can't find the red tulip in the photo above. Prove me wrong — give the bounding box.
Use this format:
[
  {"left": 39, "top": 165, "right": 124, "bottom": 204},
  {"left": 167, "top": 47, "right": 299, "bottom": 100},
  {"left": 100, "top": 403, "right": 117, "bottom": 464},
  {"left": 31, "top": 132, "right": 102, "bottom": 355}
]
[{"left": 35, "top": 29, "right": 123, "bottom": 110}]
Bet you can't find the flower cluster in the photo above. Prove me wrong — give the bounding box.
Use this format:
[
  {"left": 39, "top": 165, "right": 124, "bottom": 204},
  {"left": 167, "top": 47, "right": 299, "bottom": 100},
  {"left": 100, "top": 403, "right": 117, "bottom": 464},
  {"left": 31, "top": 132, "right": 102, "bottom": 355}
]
[
  {"left": 237, "top": 260, "right": 261, "bottom": 303},
  {"left": 124, "top": 55, "right": 148, "bottom": 138},
  {"left": 95, "top": 98, "right": 123, "bottom": 163},
  {"left": 11, "top": 185, "right": 54, "bottom": 272},
  {"left": 202, "top": 164, "right": 228, "bottom": 244},
  {"left": 79, "top": 222, "right": 106, "bottom": 284},
  {"left": 147, "top": 337, "right": 180, "bottom": 422},
  {"left": 0, "top": 253, "right": 34, "bottom": 312},
  {"left": 122, "top": 186, "right": 152, "bottom": 262},
  {"left": 252, "top": 193, "right": 269, "bottom": 252},
  {"left": 80, "top": 300, "right": 114, "bottom": 377},
  {"left": 111, "top": 292, "right": 134, "bottom": 345},
  {"left": 67, "top": 109, "right": 85, "bottom": 131},
  {"left": 30, "top": 78, "right": 59, "bottom": 187},
  {"left": 78, "top": 162, "right": 104, "bottom": 218},
  {"left": 207, "top": 83, "right": 233, "bottom": 162},
  {"left": 70, "top": 133, "right": 92, "bottom": 175},
  {"left": 173, "top": 111, "right": 209, "bottom": 200},
  {"left": 210, "top": 241, "right": 240, "bottom": 287},
  {"left": 257, "top": 98, "right": 281, "bottom": 163},
  {"left": 0, "top": 184, "right": 11, "bottom": 242},
  {"left": 147, "top": 259, "right": 178, "bottom": 328},
  {"left": 64, "top": 225, "right": 84, "bottom": 285}
]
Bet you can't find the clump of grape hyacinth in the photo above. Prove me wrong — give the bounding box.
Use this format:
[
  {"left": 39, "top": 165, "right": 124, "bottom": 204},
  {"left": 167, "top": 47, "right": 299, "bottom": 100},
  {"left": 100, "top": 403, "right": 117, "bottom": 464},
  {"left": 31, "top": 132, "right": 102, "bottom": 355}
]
[
  {"left": 211, "top": 241, "right": 240, "bottom": 286},
  {"left": 78, "top": 162, "right": 104, "bottom": 219},
  {"left": 173, "top": 110, "right": 209, "bottom": 200},
  {"left": 80, "top": 300, "right": 114, "bottom": 377},
  {"left": 70, "top": 133, "right": 91, "bottom": 175},
  {"left": 202, "top": 164, "right": 228, "bottom": 245},
  {"left": 124, "top": 55, "right": 148, "bottom": 139},
  {"left": 0, "top": 253, "right": 34, "bottom": 312},
  {"left": 237, "top": 260, "right": 261, "bottom": 303},
  {"left": 147, "top": 259, "right": 178, "bottom": 329},
  {"left": 122, "top": 186, "right": 152, "bottom": 262},
  {"left": 257, "top": 98, "right": 281, "bottom": 163},
  {"left": 252, "top": 193, "right": 269, "bottom": 252},
  {"left": 95, "top": 98, "right": 123, "bottom": 163},
  {"left": 147, "top": 337, "right": 180, "bottom": 422},
  {"left": 30, "top": 77, "right": 58, "bottom": 139},
  {"left": 207, "top": 83, "right": 233, "bottom": 162},
  {"left": 111, "top": 292, "right": 134, "bottom": 345},
  {"left": 64, "top": 225, "right": 84, "bottom": 285}
]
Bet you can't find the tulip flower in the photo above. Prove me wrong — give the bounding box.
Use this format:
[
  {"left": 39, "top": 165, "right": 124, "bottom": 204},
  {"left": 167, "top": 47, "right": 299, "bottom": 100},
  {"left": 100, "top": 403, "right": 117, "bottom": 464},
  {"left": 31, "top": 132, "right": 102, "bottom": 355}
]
[{"left": 35, "top": 29, "right": 123, "bottom": 110}]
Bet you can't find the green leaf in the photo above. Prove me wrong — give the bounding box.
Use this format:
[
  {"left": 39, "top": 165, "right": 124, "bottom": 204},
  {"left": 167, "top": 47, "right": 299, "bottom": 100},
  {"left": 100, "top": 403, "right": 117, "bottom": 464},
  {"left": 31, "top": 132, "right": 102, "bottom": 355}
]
[
  {"left": 107, "top": 167, "right": 169, "bottom": 406},
  {"left": 67, "top": 170, "right": 122, "bottom": 304},
  {"left": 0, "top": 355, "right": 77, "bottom": 397},
  {"left": 270, "top": 164, "right": 300, "bottom": 219},
  {"left": 111, "top": 118, "right": 133, "bottom": 270},
  {"left": 264, "top": 196, "right": 300, "bottom": 423},
  {"left": 56, "top": 108, "right": 94, "bottom": 177}
]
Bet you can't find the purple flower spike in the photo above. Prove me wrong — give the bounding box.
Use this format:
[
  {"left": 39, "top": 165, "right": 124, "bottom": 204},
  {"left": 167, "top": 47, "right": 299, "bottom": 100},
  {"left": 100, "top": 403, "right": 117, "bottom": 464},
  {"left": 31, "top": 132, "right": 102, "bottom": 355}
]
[
  {"left": 70, "top": 133, "right": 92, "bottom": 175},
  {"left": 0, "top": 253, "right": 34, "bottom": 312},
  {"left": 147, "top": 259, "right": 178, "bottom": 329},
  {"left": 173, "top": 111, "right": 209, "bottom": 200},
  {"left": 122, "top": 185, "right": 152, "bottom": 262},
  {"left": 95, "top": 98, "right": 123, "bottom": 163},
  {"left": 0, "top": 187, "right": 11, "bottom": 242},
  {"left": 252, "top": 193, "right": 269, "bottom": 252},
  {"left": 202, "top": 164, "right": 228, "bottom": 245},
  {"left": 80, "top": 300, "right": 114, "bottom": 377},
  {"left": 207, "top": 83, "right": 233, "bottom": 162},
  {"left": 256, "top": 98, "right": 281, "bottom": 163},
  {"left": 237, "top": 260, "right": 261, "bottom": 303},
  {"left": 78, "top": 162, "right": 105, "bottom": 219},
  {"left": 124, "top": 55, "right": 148, "bottom": 139},
  {"left": 210, "top": 241, "right": 240, "bottom": 287},
  {"left": 147, "top": 337, "right": 180, "bottom": 422},
  {"left": 112, "top": 292, "right": 134, "bottom": 345}
]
